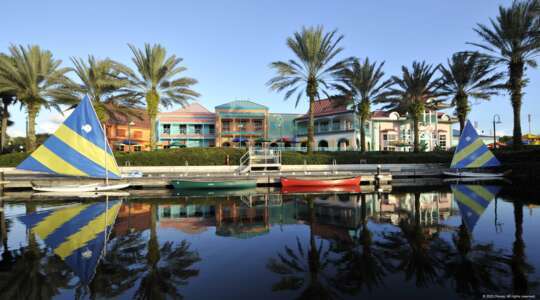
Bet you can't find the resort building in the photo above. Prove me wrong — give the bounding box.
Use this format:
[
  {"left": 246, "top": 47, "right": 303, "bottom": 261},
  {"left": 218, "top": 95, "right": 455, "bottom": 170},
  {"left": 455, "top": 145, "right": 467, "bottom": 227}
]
[
  {"left": 156, "top": 103, "right": 216, "bottom": 148},
  {"left": 268, "top": 113, "right": 302, "bottom": 147},
  {"left": 214, "top": 100, "right": 269, "bottom": 147},
  {"left": 294, "top": 98, "right": 456, "bottom": 151},
  {"left": 105, "top": 109, "right": 151, "bottom": 152}
]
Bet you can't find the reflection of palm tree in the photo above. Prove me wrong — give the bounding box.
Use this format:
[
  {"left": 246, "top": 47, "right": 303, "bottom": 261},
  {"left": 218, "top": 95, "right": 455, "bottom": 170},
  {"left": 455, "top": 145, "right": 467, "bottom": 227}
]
[
  {"left": 331, "top": 194, "right": 389, "bottom": 294},
  {"left": 89, "top": 231, "right": 147, "bottom": 298},
  {"left": 441, "top": 222, "right": 508, "bottom": 297},
  {"left": 267, "top": 198, "right": 338, "bottom": 299},
  {"left": 508, "top": 201, "right": 536, "bottom": 295},
  {"left": 134, "top": 204, "right": 201, "bottom": 300},
  {"left": 377, "top": 193, "right": 446, "bottom": 287},
  {"left": 0, "top": 203, "right": 72, "bottom": 299}
]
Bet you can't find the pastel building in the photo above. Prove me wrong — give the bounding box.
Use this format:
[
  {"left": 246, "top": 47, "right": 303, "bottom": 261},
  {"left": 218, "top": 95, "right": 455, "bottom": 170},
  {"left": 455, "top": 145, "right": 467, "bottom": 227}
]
[
  {"left": 156, "top": 103, "right": 215, "bottom": 148},
  {"left": 268, "top": 113, "right": 302, "bottom": 147},
  {"left": 106, "top": 108, "right": 151, "bottom": 152},
  {"left": 215, "top": 101, "right": 269, "bottom": 147}
]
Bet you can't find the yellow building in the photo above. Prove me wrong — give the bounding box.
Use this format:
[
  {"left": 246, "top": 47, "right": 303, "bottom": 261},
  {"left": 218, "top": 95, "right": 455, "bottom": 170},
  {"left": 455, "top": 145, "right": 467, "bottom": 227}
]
[{"left": 105, "top": 109, "right": 151, "bottom": 152}]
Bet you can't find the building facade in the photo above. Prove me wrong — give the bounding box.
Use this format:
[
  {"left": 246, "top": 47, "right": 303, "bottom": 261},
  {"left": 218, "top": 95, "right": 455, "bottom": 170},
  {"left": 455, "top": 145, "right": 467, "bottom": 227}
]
[
  {"left": 214, "top": 101, "right": 269, "bottom": 147},
  {"left": 156, "top": 103, "right": 216, "bottom": 148},
  {"left": 105, "top": 109, "right": 151, "bottom": 152}
]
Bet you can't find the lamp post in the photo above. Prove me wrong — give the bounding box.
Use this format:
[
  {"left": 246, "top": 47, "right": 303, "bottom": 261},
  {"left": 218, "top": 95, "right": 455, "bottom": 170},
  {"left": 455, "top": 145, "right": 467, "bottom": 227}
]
[
  {"left": 493, "top": 114, "right": 501, "bottom": 149},
  {"left": 127, "top": 121, "right": 135, "bottom": 152}
]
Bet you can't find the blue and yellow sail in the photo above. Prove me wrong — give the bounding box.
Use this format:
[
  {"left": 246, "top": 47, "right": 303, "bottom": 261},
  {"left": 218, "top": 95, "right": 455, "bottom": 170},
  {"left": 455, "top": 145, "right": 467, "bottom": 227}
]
[
  {"left": 452, "top": 184, "right": 500, "bottom": 231},
  {"left": 16, "top": 96, "right": 121, "bottom": 179},
  {"left": 18, "top": 200, "right": 122, "bottom": 285},
  {"left": 450, "top": 120, "right": 501, "bottom": 169}
]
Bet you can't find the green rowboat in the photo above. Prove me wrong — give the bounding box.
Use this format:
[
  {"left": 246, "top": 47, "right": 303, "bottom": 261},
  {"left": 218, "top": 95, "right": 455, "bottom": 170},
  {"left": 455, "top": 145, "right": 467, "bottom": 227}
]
[{"left": 171, "top": 178, "right": 257, "bottom": 190}]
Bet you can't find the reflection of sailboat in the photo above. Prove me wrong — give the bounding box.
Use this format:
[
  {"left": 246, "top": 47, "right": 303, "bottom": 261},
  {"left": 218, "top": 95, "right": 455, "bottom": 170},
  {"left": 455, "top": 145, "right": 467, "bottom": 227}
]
[
  {"left": 17, "top": 199, "right": 122, "bottom": 286},
  {"left": 452, "top": 184, "right": 501, "bottom": 232},
  {"left": 16, "top": 96, "right": 130, "bottom": 192},
  {"left": 444, "top": 120, "right": 508, "bottom": 178}
]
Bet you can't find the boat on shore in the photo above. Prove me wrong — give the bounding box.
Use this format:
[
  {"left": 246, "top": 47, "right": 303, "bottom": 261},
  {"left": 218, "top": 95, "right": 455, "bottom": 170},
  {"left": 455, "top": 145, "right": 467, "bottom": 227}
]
[
  {"left": 16, "top": 96, "right": 130, "bottom": 192},
  {"left": 280, "top": 176, "right": 361, "bottom": 187},
  {"left": 445, "top": 120, "right": 508, "bottom": 178},
  {"left": 171, "top": 178, "right": 257, "bottom": 190}
]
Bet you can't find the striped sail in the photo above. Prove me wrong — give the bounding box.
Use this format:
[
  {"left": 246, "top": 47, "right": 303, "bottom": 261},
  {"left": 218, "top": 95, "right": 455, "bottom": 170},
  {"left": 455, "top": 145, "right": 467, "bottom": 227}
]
[
  {"left": 16, "top": 96, "right": 121, "bottom": 179},
  {"left": 450, "top": 120, "right": 501, "bottom": 169},
  {"left": 18, "top": 200, "right": 122, "bottom": 285},
  {"left": 451, "top": 184, "right": 500, "bottom": 231}
]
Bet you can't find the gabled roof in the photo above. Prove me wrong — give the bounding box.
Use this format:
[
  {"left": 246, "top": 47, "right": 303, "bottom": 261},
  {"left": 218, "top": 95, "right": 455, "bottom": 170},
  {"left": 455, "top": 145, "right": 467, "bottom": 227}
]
[
  {"left": 106, "top": 108, "right": 150, "bottom": 128},
  {"left": 296, "top": 98, "right": 351, "bottom": 120},
  {"left": 215, "top": 100, "right": 268, "bottom": 111},
  {"left": 159, "top": 102, "right": 214, "bottom": 116}
]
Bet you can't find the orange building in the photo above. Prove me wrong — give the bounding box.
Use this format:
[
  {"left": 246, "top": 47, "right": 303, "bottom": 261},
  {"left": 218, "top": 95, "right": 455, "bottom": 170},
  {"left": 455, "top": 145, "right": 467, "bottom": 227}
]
[{"left": 105, "top": 109, "right": 151, "bottom": 152}]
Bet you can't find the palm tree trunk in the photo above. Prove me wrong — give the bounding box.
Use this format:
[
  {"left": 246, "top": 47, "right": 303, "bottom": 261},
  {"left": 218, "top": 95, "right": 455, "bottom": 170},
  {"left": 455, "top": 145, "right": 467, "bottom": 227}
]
[
  {"left": 456, "top": 94, "right": 468, "bottom": 134},
  {"left": 360, "top": 115, "right": 366, "bottom": 152},
  {"left": 512, "top": 201, "right": 527, "bottom": 294},
  {"left": 147, "top": 203, "right": 160, "bottom": 267},
  {"left": 413, "top": 116, "right": 420, "bottom": 153},
  {"left": 509, "top": 62, "right": 524, "bottom": 149},
  {"left": 26, "top": 102, "right": 40, "bottom": 152},
  {"left": 0, "top": 100, "right": 9, "bottom": 153},
  {"left": 146, "top": 90, "right": 159, "bottom": 151},
  {"left": 307, "top": 95, "right": 315, "bottom": 154}
]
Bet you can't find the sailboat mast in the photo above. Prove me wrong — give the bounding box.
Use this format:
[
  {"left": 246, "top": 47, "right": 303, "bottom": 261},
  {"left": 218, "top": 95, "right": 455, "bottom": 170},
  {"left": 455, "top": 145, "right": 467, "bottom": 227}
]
[{"left": 104, "top": 122, "right": 109, "bottom": 185}]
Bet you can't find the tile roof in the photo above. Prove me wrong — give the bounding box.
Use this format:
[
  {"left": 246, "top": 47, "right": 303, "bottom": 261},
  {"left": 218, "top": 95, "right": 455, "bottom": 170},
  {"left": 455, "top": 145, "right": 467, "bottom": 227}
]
[
  {"left": 106, "top": 107, "right": 150, "bottom": 128},
  {"left": 297, "top": 98, "right": 351, "bottom": 119},
  {"left": 159, "top": 102, "right": 214, "bottom": 115}
]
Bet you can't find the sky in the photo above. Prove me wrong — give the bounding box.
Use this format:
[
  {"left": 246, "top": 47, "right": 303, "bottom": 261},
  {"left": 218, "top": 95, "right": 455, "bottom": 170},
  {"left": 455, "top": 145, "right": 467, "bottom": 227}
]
[{"left": 2, "top": 0, "right": 538, "bottom": 137}]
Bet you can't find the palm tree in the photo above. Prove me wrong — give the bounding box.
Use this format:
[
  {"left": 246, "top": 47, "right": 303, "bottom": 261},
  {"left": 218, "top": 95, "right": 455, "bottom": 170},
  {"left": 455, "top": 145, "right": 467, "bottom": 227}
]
[
  {"left": 439, "top": 52, "right": 504, "bottom": 133},
  {"left": 470, "top": 0, "right": 540, "bottom": 149},
  {"left": 267, "top": 197, "right": 339, "bottom": 299},
  {"left": 0, "top": 45, "right": 74, "bottom": 152},
  {"left": 0, "top": 91, "right": 15, "bottom": 152},
  {"left": 267, "top": 26, "right": 352, "bottom": 153},
  {"left": 134, "top": 204, "right": 201, "bottom": 299},
  {"left": 377, "top": 61, "right": 443, "bottom": 152},
  {"left": 335, "top": 58, "right": 392, "bottom": 152},
  {"left": 125, "top": 44, "right": 200, "bottom": 150},
  {"left": 70, "top": 55, "right": 141, "bottom": 124}
]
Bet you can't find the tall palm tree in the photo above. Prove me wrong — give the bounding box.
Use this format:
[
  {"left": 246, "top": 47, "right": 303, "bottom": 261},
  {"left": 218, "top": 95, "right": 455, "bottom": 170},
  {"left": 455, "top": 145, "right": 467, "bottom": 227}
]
[
  {"left": 336, "top": 58, "right": 392, "bottom": 152},
  {"left": 439, "top": 52, "right": 504, "bottom": 133},
  {"left": 0, "top": 45, "right": 75, "bottom": 152},
  {"left": 0, "top": 91, "right": 15, "bottom": 152},
  {"left": 70, "top": 55, "right": 141, "bottom": 124},
  {"left": 470, "top": 0, "right": 540, "bottom": 149},
  {"left": 126, "top": 44, "right": 200, "bottom": 150},
  {"left": 377, "top": 61, "right": 443, "bottom": 152},
  {"left": 267, "top": 26, "right": 352, "bottom": 153}
]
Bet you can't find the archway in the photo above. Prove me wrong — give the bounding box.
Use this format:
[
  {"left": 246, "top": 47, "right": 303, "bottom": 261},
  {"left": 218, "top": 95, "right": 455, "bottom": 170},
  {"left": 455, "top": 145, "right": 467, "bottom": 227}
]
[
  {"left": 338, "top": 138, "right": 349, "bottom": 151},
  {"left": 284, "top": 142, "right": 291, "bottom": 148},
  {"left": 222, "top": 142, "right": 231, "bottom": 148},
  {"left": 318, "top": 140, "right": 328, "bottom": 151},
  {"left": 270, "top": 142, "right": 279, "bottom": 148}
]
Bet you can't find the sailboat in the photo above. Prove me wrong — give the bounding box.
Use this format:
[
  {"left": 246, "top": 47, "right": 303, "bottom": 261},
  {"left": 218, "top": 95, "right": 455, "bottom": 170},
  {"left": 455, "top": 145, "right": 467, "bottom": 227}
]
[
  {"left": 444, "top": 120, "right": 508, "bottom": 178},
  {"left": 16, "top": 96, "right": 130, "bottom": 192},
  {"left": 452, "top": 184, "right": 500, "bottom": 232},
  {"left": 18, "top": 198, "right": 122, "bottom": 287}
]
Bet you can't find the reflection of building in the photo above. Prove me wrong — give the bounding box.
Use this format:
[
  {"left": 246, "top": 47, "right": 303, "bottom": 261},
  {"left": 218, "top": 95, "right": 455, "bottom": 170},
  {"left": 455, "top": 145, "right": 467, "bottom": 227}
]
[
  {"left": 114, "top": 203, "right": 152, "bottom": 236},
  {"left": 158, "top": 205, "right": 215, "bottom": 234},
  {"left": 106, "top": 109, "right": 151, "bottom": 152},
  {"left": 157, "top": 103, "right": 216, "bottom": 148},
  {"left": 215, "top": 101, "right": 269, "bottom": 148}
]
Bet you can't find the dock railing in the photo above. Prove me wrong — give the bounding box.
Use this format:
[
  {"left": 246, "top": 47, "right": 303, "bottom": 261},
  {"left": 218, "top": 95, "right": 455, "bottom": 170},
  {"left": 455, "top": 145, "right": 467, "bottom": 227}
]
[{"left": 238, "top": 147, "right": 282, "bottom": 173}]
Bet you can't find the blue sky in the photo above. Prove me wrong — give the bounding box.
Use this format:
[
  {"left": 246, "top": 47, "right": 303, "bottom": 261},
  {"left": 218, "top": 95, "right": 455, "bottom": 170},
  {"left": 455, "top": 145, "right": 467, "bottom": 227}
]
[{"left": 2, "top": 0, "right": 538, "bottom": 137}]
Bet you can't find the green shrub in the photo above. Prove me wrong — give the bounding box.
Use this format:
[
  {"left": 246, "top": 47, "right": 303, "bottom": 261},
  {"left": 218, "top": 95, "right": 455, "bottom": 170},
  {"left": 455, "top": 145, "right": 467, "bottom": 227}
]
[
  {"left": 115, "top": 148, "right": 245, "bottom": 166},
  {"left": 0, "top": 152, "right": 28, "bottom": 167}
]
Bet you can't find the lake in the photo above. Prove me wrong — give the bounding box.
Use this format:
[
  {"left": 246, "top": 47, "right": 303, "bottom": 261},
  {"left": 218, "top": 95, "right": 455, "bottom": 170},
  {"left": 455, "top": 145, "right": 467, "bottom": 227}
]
[{"left": 0, "top": 184, "right": 539, "bottom": 299}]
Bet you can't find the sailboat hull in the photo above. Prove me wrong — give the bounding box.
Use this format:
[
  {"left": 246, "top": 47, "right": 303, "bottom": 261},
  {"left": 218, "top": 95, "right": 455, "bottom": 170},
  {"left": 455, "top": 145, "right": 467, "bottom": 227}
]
[
  {"left": 32, "top": 183, "right": 130, "bottom": 193},
  {"left": 443, "top": 170, "right": 508, "bottom": 178}
]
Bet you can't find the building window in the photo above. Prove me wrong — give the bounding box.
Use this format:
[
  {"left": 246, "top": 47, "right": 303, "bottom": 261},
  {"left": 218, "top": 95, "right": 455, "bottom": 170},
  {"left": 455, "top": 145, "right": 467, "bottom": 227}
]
[
  {"left": 133, "top": 131, "right": 142, "bottom": 139},
  {"left": 116, "top": 128, "right": 126, "bottom": 137},
  {"left": 134, "top": 145, "right": 142, "bottom": 152},
  {"left": 254, "top": 120, "right": 263, "bottom": 131},
  {"left": 319, "top": 121, "right": 329, "bottom": 132},
  {"left": 208, "top": 125, "right": 215, "bottom": 134},
  {"left": 222, "top": 120, "right": 231, "bottom": 131},
  {"left": 179, "top": 125, "right": 187, "bottom": 134},
  {"left": 332, "top": 120, "right": 340, "bottom": 131},
  {"left": 439, "top": 134, "right": 446, "bottom": 149},
  {"left": 194, "top": 124, "right": 202, "bottom": 134},
  {"left": 115, "top": 144, "right": 124, "bottom": 151},
  {"left": 163, "top": 124, "right": 170, "bottom": 134},
  {"left": 238, "top": 119, "right": 248, "bottom": 131}
]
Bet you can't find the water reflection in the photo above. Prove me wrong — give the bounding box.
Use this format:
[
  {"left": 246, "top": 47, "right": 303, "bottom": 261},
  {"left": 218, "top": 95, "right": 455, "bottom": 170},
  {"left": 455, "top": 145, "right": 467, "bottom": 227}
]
[{"left": 0, "top": 185, "right": 538, "bottom": 299}]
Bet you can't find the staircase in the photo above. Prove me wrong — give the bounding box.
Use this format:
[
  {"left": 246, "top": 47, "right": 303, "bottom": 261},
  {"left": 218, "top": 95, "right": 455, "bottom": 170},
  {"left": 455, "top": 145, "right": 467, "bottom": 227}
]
[{"left": 238, "top": 147, "right": 282, "bottom": 173}]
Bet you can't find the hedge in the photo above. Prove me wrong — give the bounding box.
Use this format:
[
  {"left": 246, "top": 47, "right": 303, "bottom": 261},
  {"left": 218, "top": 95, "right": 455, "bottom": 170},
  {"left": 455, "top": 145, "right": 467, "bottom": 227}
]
[{"left": 1, "top": 146, "right": 538, "bottom": 167}]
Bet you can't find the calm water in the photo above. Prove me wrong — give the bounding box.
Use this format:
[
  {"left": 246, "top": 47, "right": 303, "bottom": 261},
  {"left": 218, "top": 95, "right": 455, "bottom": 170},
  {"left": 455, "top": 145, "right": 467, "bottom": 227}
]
[{"left": 0, "top": 185, "right": 539, "bottom": 299}]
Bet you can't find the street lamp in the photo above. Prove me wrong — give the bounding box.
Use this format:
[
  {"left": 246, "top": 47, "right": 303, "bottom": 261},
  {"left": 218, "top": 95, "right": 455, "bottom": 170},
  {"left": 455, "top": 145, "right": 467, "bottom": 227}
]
[
  {"left": 127, "top": 121, "right": 135, "bottom": 152},
  {"left": 493, "top": 114, "right": 502, "bottom": 149}
]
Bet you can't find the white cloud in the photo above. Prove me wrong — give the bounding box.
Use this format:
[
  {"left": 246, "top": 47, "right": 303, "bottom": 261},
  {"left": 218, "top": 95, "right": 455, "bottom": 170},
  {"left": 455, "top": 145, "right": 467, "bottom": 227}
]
[
  {"left": 36, "top": 109, "right": 73, "bottom": 134},
  {"left": 7, "top": 127, "right": 24, "bottom": 137}
]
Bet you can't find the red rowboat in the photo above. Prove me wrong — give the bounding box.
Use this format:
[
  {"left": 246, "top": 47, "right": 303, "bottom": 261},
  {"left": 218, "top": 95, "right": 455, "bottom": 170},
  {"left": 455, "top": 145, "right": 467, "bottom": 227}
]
[
  {"left": 280, "top": 176, "right": 361, "bottom": 187},
  {"left": 281, "top": 185, "right": 361, "bottom": 194}
]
